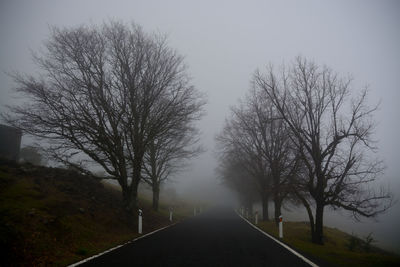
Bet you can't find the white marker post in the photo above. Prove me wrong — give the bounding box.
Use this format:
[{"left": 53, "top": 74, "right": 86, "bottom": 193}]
[
  {"left": 138, "top": 209, "right": 143, "bottom": 234},
  {"left": 241, "top": 207, "right": 244, "bottom": 216},
  {"left": 255, "top": 211, "right": 258, "bottom": 225},
  {"left": 169, "top": 207, "right": 173, "bottom": 222},
  {"left": 279, "top": 215, "right": 283, "bottom": 238},
  {"left": 193, "top": 207, "right": 196, "bottom": 216}
]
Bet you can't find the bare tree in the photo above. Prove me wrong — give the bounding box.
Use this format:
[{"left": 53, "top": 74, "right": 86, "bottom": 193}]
[
  {"left": 217, "top": 86, "right": 300, "bottom": 223},
  {"left": 217, "top": 103, "right": 272, "bottom": 221},
  {"left": 216, "top": 154, "right": 259, "bottom": 214},
  {"left": 254, "top": 56, "right": 392, "bottom": 244},
  {"left": 245, "top": 87, "right": 299, "bottom": 225},
  {"left": 142, "top": 125, "right": 203, "bottom": 211},
  {"left": 3, "top": 21, "right": 205, "bottom": 211}
]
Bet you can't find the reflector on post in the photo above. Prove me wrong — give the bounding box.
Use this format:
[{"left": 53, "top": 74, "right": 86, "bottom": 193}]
[{"left": 138, "top": 209, "right": 143, "bottom": 234}]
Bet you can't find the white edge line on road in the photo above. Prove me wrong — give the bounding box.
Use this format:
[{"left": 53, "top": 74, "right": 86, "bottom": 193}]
[
  {"left": 68, "top": 223, "right": 178, "bottom": 267},
  {"left": 237, "top": 211, "right": 319, "bottom": 267}
]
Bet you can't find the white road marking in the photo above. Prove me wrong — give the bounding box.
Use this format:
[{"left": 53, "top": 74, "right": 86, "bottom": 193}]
[
  {"left": 68, "top": 223, "right": 178, "bottom": 266},
  {"left": 237, "top": 211, "right": 319, "bottom": 267}
]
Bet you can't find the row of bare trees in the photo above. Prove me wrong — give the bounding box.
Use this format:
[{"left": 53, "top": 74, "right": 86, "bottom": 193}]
[
  {"left": 3, "top": 21, "right": 205, "bottom": 212},
  {"left": 216, "top": 57, "right": 392, "bottom": 244}
]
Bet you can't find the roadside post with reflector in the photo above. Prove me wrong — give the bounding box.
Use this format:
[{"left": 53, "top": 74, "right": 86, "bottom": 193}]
[
  {"left": 255, "top": 211, "right": 258, "bottom": 225},
  {"left": 138, "top": 209, "right": 143, "bottom": 234},
  {"left": 279, "top": 215, "right": 283, "bottom": 238}
]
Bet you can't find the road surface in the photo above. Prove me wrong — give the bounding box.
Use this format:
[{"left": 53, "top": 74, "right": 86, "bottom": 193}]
[{"left": 77, "top": 207, "right": 314, "bottom": 266}]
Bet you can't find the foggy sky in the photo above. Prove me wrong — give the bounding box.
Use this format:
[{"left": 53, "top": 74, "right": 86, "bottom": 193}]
[{"left": 1, "top": 0, "right": 399, "bottom": 252}]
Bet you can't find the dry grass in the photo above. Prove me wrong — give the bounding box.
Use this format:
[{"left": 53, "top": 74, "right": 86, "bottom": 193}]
[
  {"left": 0, "top": 160, "right": 191, "bottom": 266},
  {"left": 253, "top": 219, "right": 400, "bottom": 267}
]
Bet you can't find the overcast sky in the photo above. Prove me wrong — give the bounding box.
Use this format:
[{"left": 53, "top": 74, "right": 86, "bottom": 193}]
[{"left": 1, "top": 0, "right": 399, "bottom": 252}]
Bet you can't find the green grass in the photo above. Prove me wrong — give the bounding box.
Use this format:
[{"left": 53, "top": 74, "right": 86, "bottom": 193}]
[
  {"left": 0, "top": 162, "right": 192, "bottom": 266},
  {"left": 254, "top": 220, "right": 400, "bottom": 267}
]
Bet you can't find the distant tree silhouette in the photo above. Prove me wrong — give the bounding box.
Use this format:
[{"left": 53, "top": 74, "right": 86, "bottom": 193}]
[
  {"left": 142, "top": 127, "right": 203, "bottom": 211},
  {"left": 19, "top": 146, "right": 46, "bottom": 166}
]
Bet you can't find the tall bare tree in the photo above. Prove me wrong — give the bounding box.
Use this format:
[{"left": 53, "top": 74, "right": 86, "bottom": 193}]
[
  {"left": 3, "top": 21, "right": 205, "bottom": 211},
  {"left": 217, "top": 103, "right": 272, "bottom": 221},
  {"left": 217, "top": 87, "right": 298, "bottom": 223},
  {"left": 142, "top": 125, "right": 203, "bottom": 211},
  {"left": 254, "top": 56, "right": 392, "bottom": 244},
  {"left": 245, "top": 88, "right": 300, "bottom": 225}
]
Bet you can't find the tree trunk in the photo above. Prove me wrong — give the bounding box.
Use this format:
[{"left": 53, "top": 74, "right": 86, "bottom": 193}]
[
  {"left": 293, "top": 190, "right": 315, "bottom": 242},
  {"left": 261, "top": 193, "right": 269, "bottom": 221},
  {"left": 247, "top": 201, "right": 253, "bottom": 215},
  {"left": 152, "top": 184, "right": 160, "bottom": 211},
  {"left": 313, "top": 202, "right": 324, "bottom": 245},
  {"left": 304, "top": 201, "right": 315, "bottom": 242},
  {"left": 129, "top": 155, "right": 143, "bottom": 211},
  {"left": 122, "top": 186, "right": 133, "bottom": 211},
  {"left": 245, "top": 198, "right": 253, "bottom": 217},
  {"left": 274, "top": 195, "right": 282, "bottom": 226},
  {"left": 272, "top": 167, "right": 282, "bottom": 225},
  {"left": 131, "top": 180, "right": 140, "bottom": 209},
  {"left": 121, "top": 180, "right": 137, "bottom": 212}
]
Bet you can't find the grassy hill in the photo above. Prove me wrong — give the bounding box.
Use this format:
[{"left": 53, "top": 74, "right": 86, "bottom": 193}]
[
  {"left": 253, "top": 219, "right": 400, "bottom": 267},
  {"left": 0, "top": 159, "right": 191, "bottom": 266}
]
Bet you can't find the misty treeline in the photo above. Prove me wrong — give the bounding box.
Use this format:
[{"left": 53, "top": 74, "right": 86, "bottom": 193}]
[
  {"left": 216, "top": 57, "right": 393, "bottom": 245},
  {"left": 3, "top": 21, "right": 205, "bottom": 212}
]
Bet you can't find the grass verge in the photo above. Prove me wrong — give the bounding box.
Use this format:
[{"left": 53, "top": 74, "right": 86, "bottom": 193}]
[
  {"left": 250, "top": 218, "right": 400, "bottom": 267},
  {"left": 0, "top": 160, "right": 192, "bottom": 266}
]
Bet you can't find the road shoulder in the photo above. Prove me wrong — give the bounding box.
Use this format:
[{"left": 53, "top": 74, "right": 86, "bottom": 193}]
[{"left": 236, "top": 211, "right": 319, "bottom": 267}]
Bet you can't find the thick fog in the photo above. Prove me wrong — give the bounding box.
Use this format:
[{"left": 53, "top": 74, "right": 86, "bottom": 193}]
[{"left": 1, "top": 0, "right": 399, "bottom": 252}]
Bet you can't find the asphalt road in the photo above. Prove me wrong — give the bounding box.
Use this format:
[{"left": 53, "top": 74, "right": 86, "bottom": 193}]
[{"left": 77, "top": 207, "right": 313, "bottom": 267}]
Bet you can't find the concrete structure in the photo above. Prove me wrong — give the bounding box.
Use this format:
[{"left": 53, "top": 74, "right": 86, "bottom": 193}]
[{"left": 0, "top": 124, "right": 22, "bottom": 161}]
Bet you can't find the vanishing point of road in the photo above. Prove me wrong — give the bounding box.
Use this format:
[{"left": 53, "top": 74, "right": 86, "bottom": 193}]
[{"left": 76, "top": 207, "right": 316, "bottom": 267}]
